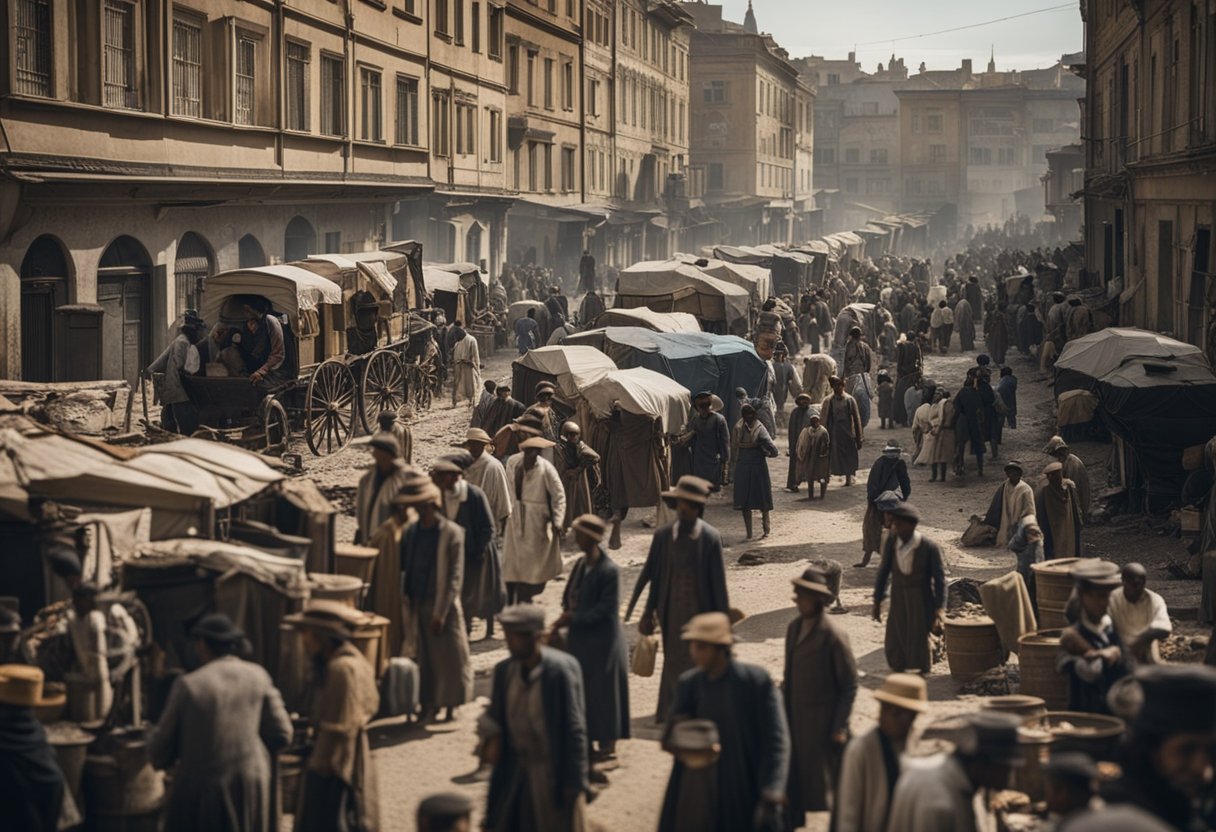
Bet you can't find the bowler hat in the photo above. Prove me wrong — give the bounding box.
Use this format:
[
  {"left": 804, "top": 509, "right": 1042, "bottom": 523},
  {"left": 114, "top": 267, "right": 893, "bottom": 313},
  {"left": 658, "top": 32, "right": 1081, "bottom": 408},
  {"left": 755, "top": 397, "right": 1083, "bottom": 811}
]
[
  {"left": 572, "top": 514, "right": 607, "bottom": 543},
  {"left": 794, "top": 393, "right": 812, "bottom": 406},
  {"left": 1043, "top": 461, "right": 1064, "bottom": 475},
  {"left": 0, "top": 664, "right": 66, "bottom": 708},
  {"left": 189, "top": 612, "right": 247, "bottom": 645},
  {"left": 791, "top": 567, "right": 833, "bottom": 598},
  {"left": 1004, "top": 460, "right": 1024, "bottom": 474},
  {"left": 661, "top": 476, "right": 713, "bottom": 505},
  {"left": 681, "top": 612, "right": 734, "bottom": 646},
  {"left": 284, "top": 599, "right": 365, "bottom": 639},
  {"left": 873, "top": 672, "right": 929, "bottom": 713},
  {"left": 497, "top": 604, "right": 546, "bottom": 633}
]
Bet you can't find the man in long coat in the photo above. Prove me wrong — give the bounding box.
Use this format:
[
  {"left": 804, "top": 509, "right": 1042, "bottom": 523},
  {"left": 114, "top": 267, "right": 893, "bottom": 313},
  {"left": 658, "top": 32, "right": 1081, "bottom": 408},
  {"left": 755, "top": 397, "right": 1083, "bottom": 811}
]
[
  {"left": 872, "top": 503, "right": 946, "bottom": 674},
  {"left": 835, "top": 673, "right": 927, "bottom": 832},
  {"left": 502, "top": 437, "right": 566, "bottom": 604},
  {"left": 679, "top": 392, "right": 731, "bottom": 491},
  {"left": 954, "top": 298, "right": 976, "bottom": 352},
  {"left": 0, "top": 665, "right": 65, "bottom": 832},
  {"left": 434, "top": 455, "right": 504, "bottom": 643},
  {"left": 399, "top": 482, "right": 472, "bottom": 722},
  {"left": 627, "top": 476, "right": 730, "bottom": 721},
  {"left": 986, "top": 306, "right": 1010, "bottom": 365},
  {"left": 148, "top": 614, "right": 292, "bottom": 832},
  {"left": 1036, "top": 461, "right": 1083, "bottom": 558},
  {"left": 658, "top": 612, "right": 790, "bottom": 832},
  {"left": 450, "top": 327, "right": 482, "bottom": 407},
  {"left": 964, "top": 275, "right": 984, "bottom": 315},
  {"left": 556, "top": 421, "right": 600, "bottom": 533},
  {"left": 555, "top": 515, "right": 630, "bottom": 757},
  {"left": 984, "top": 460, "right": 1036, "bottom": 548},
  {"left": 482, "top": 385, "right": 527, "bottom": 437},
  {"left": 463, "top": 428, "right": 513, "bottom": 536},
  {"left": 355, "top": 432, "right": 417, "bottom": 545},
  {"left": 892, "top": 334, "right": 923, "bottom": 426},
  {"left": 822, "top": 376, "right": 863, "bottom": 487},
  {"left": 860, "top": 442, "right": 912, "bottom": 567},
  {"left": 771, "top": 344, "right": 802, "bottom": 430},
  {"left": 785, "top": 394, "right": 814, "bottom": 492},
  {"left": 784, "top": 568, "right": 858, "bottom": 828},
  {"left": 796, "top": 409, "right": 831, "bottom": 500},
  {"left": 482, "top": 605, "right": 589, "bottom": 832},
  {"left": 289, "top": 601, "right": 381, "bottom": 832},
  {"left": 368, "top": 487, "right": 413, "bottom": 659},
  {"left": 1045, "top": 435, "right": 1091, "bottom": 515},
  {"left": 952, "top": 372, "right": 987, "bottom": 477},
  {"left": 733, "top": 404, "right": 779, "bottom": 540}
]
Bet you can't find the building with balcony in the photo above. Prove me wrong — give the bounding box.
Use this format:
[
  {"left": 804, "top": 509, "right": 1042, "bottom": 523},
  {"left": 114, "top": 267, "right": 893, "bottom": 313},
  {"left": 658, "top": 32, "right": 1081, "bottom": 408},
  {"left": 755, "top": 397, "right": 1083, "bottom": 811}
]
[{"left": 1080, "top": 0, "right": 1216, "bottom": 354}]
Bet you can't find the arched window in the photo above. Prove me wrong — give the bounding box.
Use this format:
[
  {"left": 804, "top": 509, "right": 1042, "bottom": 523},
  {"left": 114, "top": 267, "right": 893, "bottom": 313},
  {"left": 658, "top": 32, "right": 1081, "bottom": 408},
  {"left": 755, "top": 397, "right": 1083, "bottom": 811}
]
[
  {"left": 174, "top": 232, "right": 215, "bottom": 318},
  {"left": 238, "top": 234, "right": 267, "bottom": 268},
  {"left": 19, "top": 235, "right": 71, "bottom": 382},
  {"left": 284, "top": 216, "right": 316, "bottom": 262}
]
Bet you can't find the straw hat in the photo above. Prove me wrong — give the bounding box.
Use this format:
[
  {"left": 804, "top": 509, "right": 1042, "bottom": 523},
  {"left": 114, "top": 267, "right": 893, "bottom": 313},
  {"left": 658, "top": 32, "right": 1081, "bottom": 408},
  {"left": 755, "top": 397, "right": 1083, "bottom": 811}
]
[
  {"left": 872, "top": 672, "right": 929, "bottom": 713},
  {"left": 0, "top": 664, "right": 66, "bottom": 708},
  {"left": 661, "top": 476, "right": 712, "bottom": 505},
  {"left": 518, "top": 436, "right": 555, "bottom": 451},
  {"left": 791, "top": 566, "right": 833, "bottom": 598},
  {"left": 284, "top": 599, "right": 365, "bottom": 639},
  {"left": 463, "top": 428, "right": 493, "bottom": 446},
  {"left": 571, "top": 514, "right": 607, "bottom": 543},
  {"left": 680, "top": 612, "right": 734, "bottom": 646}
]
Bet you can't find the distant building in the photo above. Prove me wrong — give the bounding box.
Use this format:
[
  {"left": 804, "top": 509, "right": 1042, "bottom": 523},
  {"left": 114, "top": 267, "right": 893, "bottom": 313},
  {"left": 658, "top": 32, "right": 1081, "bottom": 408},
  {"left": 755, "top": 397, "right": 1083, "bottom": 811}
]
[{"left": 1081, "top": 0, "right": 1216, "bottom": 353}]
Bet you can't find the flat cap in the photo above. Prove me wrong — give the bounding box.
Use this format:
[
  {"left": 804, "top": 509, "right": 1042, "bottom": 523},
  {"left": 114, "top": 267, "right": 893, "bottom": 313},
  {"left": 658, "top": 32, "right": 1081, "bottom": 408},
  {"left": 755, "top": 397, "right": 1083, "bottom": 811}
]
[
  {"left": 1071, "top": 559, "right": 1121, "bottom": 589},
  {"left": 888, "top": 502, "right": 920, "bottom": 522},
  {"left": 497, "top": 604, "right": 546, "bottom": 632}
]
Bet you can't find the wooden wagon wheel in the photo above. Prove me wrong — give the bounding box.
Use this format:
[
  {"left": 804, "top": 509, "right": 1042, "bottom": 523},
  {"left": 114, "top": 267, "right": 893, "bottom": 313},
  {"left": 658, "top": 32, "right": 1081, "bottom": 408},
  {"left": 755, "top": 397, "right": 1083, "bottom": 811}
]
[
  {"left": 359, "top": 349, "right": 406, "bottom": 434},
  {"left": 305, "top": 359, "right": 357, "bottom": 456},
  {"left": 414, "top": 359, "right": 435, "bottom": 411},
  {"left": 261, "top": 396, "right": 290, "bottom": 454}
]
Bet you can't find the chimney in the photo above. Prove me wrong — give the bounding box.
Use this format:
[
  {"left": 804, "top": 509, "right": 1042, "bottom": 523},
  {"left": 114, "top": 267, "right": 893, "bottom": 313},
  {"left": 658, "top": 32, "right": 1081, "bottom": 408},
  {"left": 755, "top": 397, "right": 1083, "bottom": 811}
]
[
  {"left": 962, "top": 59, "right": 973, "bottom": 75},
  {"left": 848, "top": 51, "right": 856, "bottom": 64}
]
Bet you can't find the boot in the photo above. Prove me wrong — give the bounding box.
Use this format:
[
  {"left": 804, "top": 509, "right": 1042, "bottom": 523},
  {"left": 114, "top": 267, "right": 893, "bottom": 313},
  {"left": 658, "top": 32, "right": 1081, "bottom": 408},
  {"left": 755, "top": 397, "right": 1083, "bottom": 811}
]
[
  {"left": 609, "top": 517, "right": 622, "bottom": 550},
  {"left": 819, "top": 482, "right": 827, "bottom": 499},
  {"left": 930, "top": 464, "right": 938, "bottom": 482},
  {"left": 761, "top": 511, "right": 771, "bottom": 538},
  {"left": 845, "top": 475, "right": 854, "bottom": 487},
  {"left": 743, "top": 511, "right": 754, "bottom": 540},
  {"left": 485, "top": 617, "right": 495, "bottom": 640}
]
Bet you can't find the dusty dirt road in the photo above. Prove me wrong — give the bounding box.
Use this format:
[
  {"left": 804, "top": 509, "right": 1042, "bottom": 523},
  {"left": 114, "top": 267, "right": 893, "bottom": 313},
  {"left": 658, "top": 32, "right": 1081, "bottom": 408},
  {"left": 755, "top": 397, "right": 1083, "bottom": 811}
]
[{"left": 293, "top": 334, "right": 1204, "bottom": 831}]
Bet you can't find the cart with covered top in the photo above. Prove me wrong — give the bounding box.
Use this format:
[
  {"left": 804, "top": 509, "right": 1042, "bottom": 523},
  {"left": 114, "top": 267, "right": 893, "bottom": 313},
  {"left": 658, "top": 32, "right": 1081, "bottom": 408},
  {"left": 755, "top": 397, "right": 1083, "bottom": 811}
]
[{"left": 177, "top": 241, "right": 438, "bottom": 456}]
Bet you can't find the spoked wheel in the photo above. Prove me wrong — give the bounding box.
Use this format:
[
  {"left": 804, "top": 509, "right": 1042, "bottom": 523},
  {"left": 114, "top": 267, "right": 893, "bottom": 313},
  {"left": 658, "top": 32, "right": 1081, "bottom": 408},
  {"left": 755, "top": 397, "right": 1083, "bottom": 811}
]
[
  {"left": 359, "top": 349, "right": 406, "bottom": 434},
  {"left": 305, "top": 359, "right": 357, "bottom": 455},
  {"left": 260, "top": 397, "right": 290, "bottom": 454},
  {"left": 413, "top": 358, "right": 436, "bottom": 411}
]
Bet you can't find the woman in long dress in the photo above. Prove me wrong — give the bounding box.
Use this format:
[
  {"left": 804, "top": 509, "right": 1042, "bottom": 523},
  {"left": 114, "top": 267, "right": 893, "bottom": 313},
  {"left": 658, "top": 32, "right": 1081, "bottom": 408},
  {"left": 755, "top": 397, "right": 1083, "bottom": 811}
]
[
  {"left": 732, "top": 404, "right": 779, "bottom": 539},
  {"left": 926, "top": 389, "right": 956, "bottom": 482},
  {"left": 821, "top": 377, "right": 863, "bottom": 487}
]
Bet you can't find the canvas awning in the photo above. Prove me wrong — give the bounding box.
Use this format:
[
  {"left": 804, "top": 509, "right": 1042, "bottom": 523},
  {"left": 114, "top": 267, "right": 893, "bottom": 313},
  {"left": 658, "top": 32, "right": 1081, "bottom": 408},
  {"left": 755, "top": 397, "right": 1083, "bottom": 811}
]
[
  {"left": 1055, "top": 327, "right": 1209, "bottom": 379},
  {"left": 592, "top": 307, "right": 701, "bottom": 332},
  {"left": 577, "top": 368, "right": 691, "bottom": 432},
  {"left": 617, "top": 261, "right": 750, "bottom": 330},
  {"left": 513, "top": 346, "right": 616, "bottom": 400},
  {"left": 202, "top": 265, "right": 344, "bottom": 329}
]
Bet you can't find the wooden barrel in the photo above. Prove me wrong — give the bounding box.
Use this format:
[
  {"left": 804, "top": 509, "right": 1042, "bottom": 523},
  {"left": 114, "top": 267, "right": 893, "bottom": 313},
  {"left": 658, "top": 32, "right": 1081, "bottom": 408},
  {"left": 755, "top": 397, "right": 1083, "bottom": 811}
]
[
  {"left": 1017, "top": 629, "right": 1068, "bottom": 709},
  {"left": 334, "top": 544, "right": 378, "bottom": 585},
  {"left": 1031, "top": 558, "right": 1083, "bottom": 628},
  {"left": 983, "top": 695, "right": 1047, "bottom": 719},
  {"left": 308, "top": 574, "right": 364, "bottom": 608},
  {"left": 353, "top": 614, "right": 391, "bottom": 677},
  {"left": 1021, "top": 711, "right": 1126, "bottom": 761},
  {"left": 944, "top": 617, "right": 1005, "bottom": 681}
]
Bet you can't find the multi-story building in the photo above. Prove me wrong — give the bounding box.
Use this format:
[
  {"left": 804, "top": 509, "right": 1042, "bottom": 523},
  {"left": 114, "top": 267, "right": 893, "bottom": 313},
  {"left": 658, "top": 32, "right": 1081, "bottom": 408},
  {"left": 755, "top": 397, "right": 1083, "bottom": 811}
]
[
  {"left": 1043, "top": 143, "right": 1085, "bottom": 241},
  {"left": 502, "top": 0, "right": 584, "bottom": 275},
  {"left": 1081, "top": 0, "right": 1216, "bottom": 352},
  {"left": 1, "top": 0, "right": 434, "bottom": 384},
  {"left": 403, "top": 0, "right": 513, "bottom": 270},
  {"left": 681, "top": 1, "right": 814, "bottom": 246}
]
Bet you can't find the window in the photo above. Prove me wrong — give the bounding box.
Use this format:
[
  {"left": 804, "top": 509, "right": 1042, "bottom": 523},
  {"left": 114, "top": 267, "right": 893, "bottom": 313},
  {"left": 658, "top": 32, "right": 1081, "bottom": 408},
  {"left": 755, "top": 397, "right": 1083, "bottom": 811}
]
[
  {"left": 436, "top": 0, "right": 449, "bottom": 35},
  {"left": 927, "top": 113, "right": 943, "bottom": 133},
  {"left": 969, "top": 146, "right": 991, "bottom": 165},
  {"left": 15, "top": 0, "right": 53, "bottom": 97},
  {"left": 454, "top": 0, "right": 464, "bottom": 44},
  {"left": 171, "top": 14, "right": 203, "bottom": 117},
  {"left": 395, "top": 75, "right": 419, "bottom": 145},
  {"left": 324, "top": 231, "right": 341, "bottom": 254},
  {"left": 528, "top": 141, "right": 538, "bottom": 191},
  {"left": 432, "top": 90, "right": 451, "bottom": 156},
  {"left": 561, "top": 146, "right": 576, "bottom": 191},
  {"left": 103, "top": 0, "right": 139, "bottom": 109},
  {"left": 844, "top": 148, "right": 860, "bottom": 164},
  {"left": 911, "top": 113, "right": 921, "bottom": 133},
  {"left": 359, "top": 67, "right": 382, "bottom": 141},
  {"left": 321, "top": 54, "right": 345, "bottom": 136},
  {"left": 286, "top": 42, "right": 310, "bottom": 131},
  {"left": 929, "top": 144, "right": 947, "bottom": 163},
  {"left": 488, "top": 6, "right": 503, "bottom": 59},
  {"left": 507, "top": 44, "right": 519, "bottom": 92},
  {"left": 456, "top": 103, "right": 475, "bottom": 155},
  {"left": 487, "top": 108, "right": 502, "bottom": 162},
  {"left": 402, "top": 0, "right": 418, "bottom": 14},
  {"left": 905, "top": 178, "right": 921, "bottom": 195},
  {"left": 870, "top": 148, "right": 888, "bottom": 164},
  {"left": 543, "top": 143, "right": 553, "bottom": 190},
  {"left": 704, "top": 80, "right": 727, "bottom": 104},
  {"left": 707, "top": 162, "right": 724, "bottom": 191},
  {"left": 544, "top": 58, "right": 554, "bottom": 109},
  {"left": 526, "top": 52, "right": 536, "bottom": 105},
  {"left": 814, "top": 147, "right": 835, "bottom": 164},
  {"left": 587, "top": 78, "right": 599, "bottom": 116},
  {"left": 472, "top": 3, "right": 480, "bottom": 52},
  {"left": 998, "top": 147, "right": 1017, "bottom": 165},
  {"left": 827, "top": 73, "right": 840, "bottom": 85},
  {"left": 562, "top": 60, "right": 573, "bottom": 110},
  {"left": 234, "top": 36, "right": 256, "bottom": 126}
]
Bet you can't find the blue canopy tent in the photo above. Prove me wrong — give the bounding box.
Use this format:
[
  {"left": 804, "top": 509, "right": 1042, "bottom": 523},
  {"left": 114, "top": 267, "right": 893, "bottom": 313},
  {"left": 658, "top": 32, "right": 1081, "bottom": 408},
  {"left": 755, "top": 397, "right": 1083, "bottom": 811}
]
[{"left": 562, "top": 327, "right": 766, "bottom": 426}]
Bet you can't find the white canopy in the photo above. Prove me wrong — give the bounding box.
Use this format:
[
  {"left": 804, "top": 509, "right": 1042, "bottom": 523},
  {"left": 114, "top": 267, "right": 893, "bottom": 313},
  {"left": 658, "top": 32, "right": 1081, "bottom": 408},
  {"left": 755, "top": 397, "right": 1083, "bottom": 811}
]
[
  {"left": 422, "top": 266, "right": 466, "bottom": 296},
  {"left": 1055, "top": 327, "right": 1210, "bottom": 379},
  {"left": 513, "top": 346, "right": 616, "bottom": 400},
  {"left": 593, "top": 307, "right": 702, "bottom": 333},
  {"left": 674, "top": 254, "right": 772, "bottom": 302},
  {"left": 202, "top": 265, "right": 344, "bottom": 329},
  {"left": 578, "top": 367, "right": 691, "bottom": 432}
]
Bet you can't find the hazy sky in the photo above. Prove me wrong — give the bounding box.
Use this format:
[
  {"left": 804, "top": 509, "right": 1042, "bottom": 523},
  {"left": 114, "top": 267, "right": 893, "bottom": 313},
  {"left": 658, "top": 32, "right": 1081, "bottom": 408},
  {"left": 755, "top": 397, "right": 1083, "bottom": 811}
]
[{"left": 716, "top": 0, "right": 1084, "bottom": 72}]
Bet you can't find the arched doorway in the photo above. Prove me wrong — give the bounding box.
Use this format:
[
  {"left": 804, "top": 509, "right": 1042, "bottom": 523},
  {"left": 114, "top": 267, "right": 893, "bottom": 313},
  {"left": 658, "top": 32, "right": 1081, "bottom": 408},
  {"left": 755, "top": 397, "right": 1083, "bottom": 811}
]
[
  {"left": 239, "top": 234, "right": 267, "bottom": 268},
  {"left": 97, "top": 235, "right": 152, "bottom": 385},
  {"left": 465, "top": 223, "right": 482, "bottom": 265},
  {"left": 284, "top": 216, "right": 316, "bottom": 262},
  {"left": 174, "top": 232, "right": 214, "bottom": 318},
  {"left": 20, "top": 235, "right": 70, "bottom": 382}
]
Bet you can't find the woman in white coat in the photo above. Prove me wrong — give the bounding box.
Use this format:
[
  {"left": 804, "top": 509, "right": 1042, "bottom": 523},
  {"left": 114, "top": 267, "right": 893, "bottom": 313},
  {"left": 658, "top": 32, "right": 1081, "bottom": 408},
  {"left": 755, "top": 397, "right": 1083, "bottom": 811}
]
[{"left": 501, "top": 436, "right": 567, "bottom": 604}]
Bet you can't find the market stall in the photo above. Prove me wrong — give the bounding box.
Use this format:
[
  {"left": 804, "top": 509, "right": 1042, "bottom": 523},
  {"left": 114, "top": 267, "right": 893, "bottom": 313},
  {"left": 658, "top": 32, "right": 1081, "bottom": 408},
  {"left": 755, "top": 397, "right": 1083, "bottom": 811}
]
[{"left": 615, "top": 261, "right": 751, "bottom": 336}]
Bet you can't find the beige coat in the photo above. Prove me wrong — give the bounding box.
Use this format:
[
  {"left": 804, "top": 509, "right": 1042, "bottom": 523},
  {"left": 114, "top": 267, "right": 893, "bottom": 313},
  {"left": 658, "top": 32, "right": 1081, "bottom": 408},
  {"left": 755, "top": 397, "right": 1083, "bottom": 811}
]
[
  {"left": 401, "top": 517, "right": 472, "bottom": 708},
  {"left": 502, "top": 455, "right": 567, "bottom": 585},
  {"left": 368, "top": 515, "right": 407, "bottom": 658},
  {"left": 925, "top": 398, "right": 958, "bottom": 466},
  {"left": 304, "top": 642, "right": 380, "bottom": 832},
  {"left": 355, "top": 461, "right": 417, "bottom": 545},
  {"left": 835, "top": 727, "right": 904, "bottom": 832},
  {"left": 796, "top": 424, "right": 831, "bottom": 484},
  {"left": 452, "top": 334, "right": 482, "bottom": 403}
]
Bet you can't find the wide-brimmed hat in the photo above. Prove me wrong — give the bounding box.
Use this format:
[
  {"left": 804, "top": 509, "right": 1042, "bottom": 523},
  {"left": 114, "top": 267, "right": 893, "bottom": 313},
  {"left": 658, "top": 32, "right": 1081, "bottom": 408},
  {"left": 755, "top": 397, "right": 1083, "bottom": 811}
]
[
  {"left": 518, "top": 436, "right": 555, "bottom": 451},
  {"left": 667, "top": 719, "right": 720, "bottom": 753},
  {"left": 535, "top": 381, "right": 557, "bottom": 396},
  {"left": 791, "top": 567, "right": 833, "bottom": 598},
  {"left": 189, "top": 612, "right": 247, "bottom": 645},
  {"left": 572, "top": 514, "right": 607, "bottom": 543},
  {"left": 1071, "top": 559, "right": 1122, "bottom": 590},
  {"left": 463, "top": 428, "right": 493, "bottom": 446},
  {"left": 0, "top": 664, "right": 66, "bottom": 708},
  {"left": 285, "top": 599, "right": 365, "bottom": 639},
  {"left": 681, "top": 612, "right": 734, "bottom": 646},
  {"left": 661, "top": 475, "right": 712, "bottom": 505},
  {"left": 368, "top": 432, "right": 401, "bottom": 457},
  {"left": 513, "top": 414, "right": 545, "bottom": 436},
  {"left": 709, "top": 394, "right": 725, "bottom": 413},
  {"left": 873, "top": 672, "right": 929, "bottom": 713},
  {"left": 392, "top": 481, "right": 442, "bottom": 507},
  {"left": 497, "top": 604, "right": 546, "bottom": 633}
]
